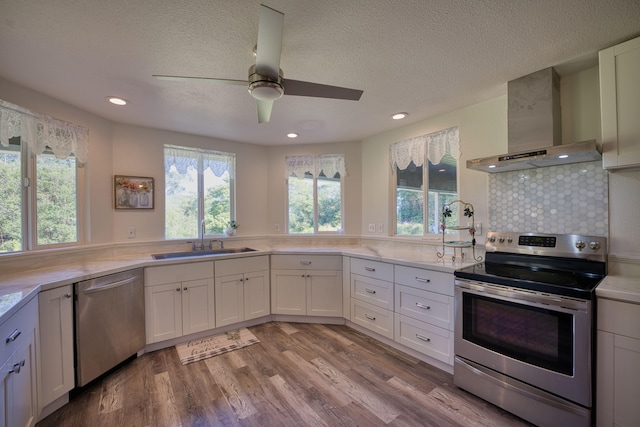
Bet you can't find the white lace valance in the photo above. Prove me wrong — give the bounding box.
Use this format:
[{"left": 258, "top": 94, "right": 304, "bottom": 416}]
[
  {"left": 390, "top": 126, "right": 459, "bottom": 170},
  {"left": 286, "top": 154, "right": 346, "bottom": 179},
  {"left": 164, "top": 145, "right": 235, "bottom": 176},
  {"left": 0, "top": 99, "right": 89, "bottom": 163}
]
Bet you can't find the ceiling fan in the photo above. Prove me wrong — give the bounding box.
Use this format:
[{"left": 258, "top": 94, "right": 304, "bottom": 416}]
[{"left": 153, "top": 4, "right": 363, "bottom": 123}]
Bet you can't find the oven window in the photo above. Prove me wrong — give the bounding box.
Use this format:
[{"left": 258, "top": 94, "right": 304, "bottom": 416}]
[{"left": 462, "top": 293, "right": 573, "bottom": 375}]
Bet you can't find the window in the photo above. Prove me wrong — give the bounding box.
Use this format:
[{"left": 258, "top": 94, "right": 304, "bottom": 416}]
[
  {"left": 164, "top": 145, "right": 235, "bottom": 239},
  {"left": 391, "top": 127, "right": 459, "bottom": 236},
  {"left": 1, "top": 100, "right": 87, "bottom": 253},
  {"left": 286, "top": 155, "right": 345, "bottom": 234}
]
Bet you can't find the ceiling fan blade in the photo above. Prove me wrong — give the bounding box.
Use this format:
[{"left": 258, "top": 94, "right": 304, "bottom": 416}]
[
  {"left": 256, "top": 99, "right": 274, "bottom": 123},
  {"left": 255, "top": 5, "right": 284, "bottom": 79},
  {"left": 153, "top": 75, "right": 248, "bottom": 86},
  {"left": 282, "top": 79, "right": 363, "bottom": 101}
]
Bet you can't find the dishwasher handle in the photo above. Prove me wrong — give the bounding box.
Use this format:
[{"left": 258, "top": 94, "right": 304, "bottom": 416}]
[{"left": 82, "top": 277, "right": 137, "bottom": 294}]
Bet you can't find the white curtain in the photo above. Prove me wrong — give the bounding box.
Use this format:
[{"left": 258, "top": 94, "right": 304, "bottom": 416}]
[
  {"left": 389, "top": 126, "right": 459, "bottom": 170},
  {"left": 164, "top": 145, "right": 234, "bottom": 176},
  {"left": 285, "top": 154, "right": 346, "bottom": 179},
  {"left": 0, "top": 99, "right": 89, "bottom": 163}
]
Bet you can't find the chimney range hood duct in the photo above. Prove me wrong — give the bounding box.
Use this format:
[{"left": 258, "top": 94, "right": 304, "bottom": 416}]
[{"left": 467, "top": 67, "right": 601, "bottom": 173}]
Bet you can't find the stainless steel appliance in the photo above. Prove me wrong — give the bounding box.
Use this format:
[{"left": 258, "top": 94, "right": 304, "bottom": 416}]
[
  {"left": 453, "top": 231, "right": 606, "bottom": 427},
  {"left": 74, "top": 268, "right": 145, "bottom": 386}
]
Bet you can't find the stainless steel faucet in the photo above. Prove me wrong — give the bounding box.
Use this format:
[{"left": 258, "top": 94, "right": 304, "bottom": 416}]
[{"left": 200, "top": 220, "right": 206, "bottom": 250}]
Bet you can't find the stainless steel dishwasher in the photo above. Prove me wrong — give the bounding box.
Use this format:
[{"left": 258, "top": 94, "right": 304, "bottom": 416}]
[{"left": 74, "top": 268, "right": 145, "bottom": 386}]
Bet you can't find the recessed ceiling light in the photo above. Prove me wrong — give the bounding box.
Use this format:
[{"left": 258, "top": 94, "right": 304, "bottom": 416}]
[
  {"left": 107, "top": 96, "right": 128, "bottom": 106},
  {"left": 558, "top": 154, "right": 569, "bottom": 159},
  {"left": 287, "top": 133, "right": 298, "bottom": 138},
  {"left": 391, "top": 112, "right": 408, "bottom": 120},
  {"left": 488, "top": 165, "right": 496, "bottom": 169},
  {"left": 438, "top": 168, "right": 446, "bottom": 172}
]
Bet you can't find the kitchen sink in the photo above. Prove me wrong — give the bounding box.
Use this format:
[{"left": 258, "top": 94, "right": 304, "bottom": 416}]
[{"left": 151, "top": 247, "right": 257, "bottom": 260}]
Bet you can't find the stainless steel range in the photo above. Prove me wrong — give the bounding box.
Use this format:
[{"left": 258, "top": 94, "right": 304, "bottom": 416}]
[{"left": 453, "top": 231, "right": 607, "bottom": 427}]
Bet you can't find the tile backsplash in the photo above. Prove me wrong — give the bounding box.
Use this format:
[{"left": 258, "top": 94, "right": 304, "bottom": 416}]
[{"left": 488, "top": 161, "right": 608, "bottom": 236}]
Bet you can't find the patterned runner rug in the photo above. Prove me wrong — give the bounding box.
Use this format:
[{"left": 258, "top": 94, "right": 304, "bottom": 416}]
[{"left": 175, "top": 328, "right": 260, "bottom": 365}]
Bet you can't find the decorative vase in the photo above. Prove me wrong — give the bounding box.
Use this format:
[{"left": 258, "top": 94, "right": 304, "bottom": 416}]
[{"left": 225, "top": 227, "right": 236, "bottom": 236}]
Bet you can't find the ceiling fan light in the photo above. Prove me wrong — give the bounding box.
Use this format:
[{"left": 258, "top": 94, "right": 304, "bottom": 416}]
[{"left": 248, "top": 81, "right": 284, "bottom": 101}]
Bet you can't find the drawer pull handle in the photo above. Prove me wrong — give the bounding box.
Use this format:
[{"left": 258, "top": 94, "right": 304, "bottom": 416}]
[
  {"left": 416, "top": 302, "right": 431, "bottom": 310},
  {"left": 416, "top": 334, "right": 431, "bottom": 343},
  {"left": 365, "top": 267, "right": 376, "bottom": 272},
  {"left": 8, "top": 359, "right": 25, "bottom": 374},
  {"left": 415, "top": 277, "right": 431, "bottom": 283},
  {"left": 365, "top": 314, "right": 376, "bottom": 321},
  {"left": 5, "top": 329, "right": 21, "bottom": 343},
  {"left": 365, "top": 288, "right": 376, "bottom": 294},
  {"left": 300, "top": 261, "right": 312, "bottom": 265}
]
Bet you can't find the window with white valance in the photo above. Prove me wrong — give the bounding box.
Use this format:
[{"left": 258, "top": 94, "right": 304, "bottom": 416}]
[
  {"left": 0, "top": 98, "right": 89, "bottom": 164},
  {"left": 285, "top": 154, "right": 347, "bottom": 179},
  {"left": 389, "top": 126, "right": 460, "bottom": 170},
  {"left": 390, "top": 127, "right": 460, "bottom": 236}
]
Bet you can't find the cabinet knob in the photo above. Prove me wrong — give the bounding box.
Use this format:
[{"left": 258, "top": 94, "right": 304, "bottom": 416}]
[
  {"left": 176, "top": 288, "right": 181, "bottom": 292},
  {"left": 64, "top": 293, "right": 72, "bottom": 298},
  {"left": 183, "top": 287, "right": 188, "bottom": 291}
]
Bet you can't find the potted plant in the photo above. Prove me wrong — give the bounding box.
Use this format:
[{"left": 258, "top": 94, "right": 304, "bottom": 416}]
[{"left": 226, "top": 220, "right": 238, "bottom": 236}]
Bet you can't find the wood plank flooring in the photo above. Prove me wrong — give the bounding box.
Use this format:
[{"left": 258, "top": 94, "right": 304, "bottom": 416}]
[{"left": 37, "top": 322, "right": 532, "bottom": 427}]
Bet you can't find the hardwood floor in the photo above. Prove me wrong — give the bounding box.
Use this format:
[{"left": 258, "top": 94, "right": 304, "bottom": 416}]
[{"left": 37, "top": 322, "right": 532, "bottom": 427}]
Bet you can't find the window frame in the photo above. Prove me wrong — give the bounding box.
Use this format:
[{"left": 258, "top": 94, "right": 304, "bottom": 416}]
[
  {"left": 0, "top": 137, "right": 84, "bottom": 253},
  {"left": 163, "top": 145, "right": 236, "bottom": 240}
]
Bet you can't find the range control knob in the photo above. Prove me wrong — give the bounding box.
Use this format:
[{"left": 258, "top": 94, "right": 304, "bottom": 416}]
[
  {"left": 589, "top": 241, "right": 601, "bottom": 250},
  {"left": 498, "top": 236, "right": 505, "bottom": 243},
  {"left": 506, "top": 237, "right": 513, "bottom": 243},
  {"left": 575, "top": 240, "right": 586, "bottom": 250},
  {"left": 489, "top": 236, "right": 496, "bottom": 243}
]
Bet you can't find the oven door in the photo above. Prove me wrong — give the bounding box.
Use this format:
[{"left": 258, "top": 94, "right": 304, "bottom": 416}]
[{"left": 454, "top": 279, "right": 592, "bottom": 407}]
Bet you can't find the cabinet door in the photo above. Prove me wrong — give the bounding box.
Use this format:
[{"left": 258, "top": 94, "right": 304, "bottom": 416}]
[
  {"left": 12, "top": 331, "right": 38, "bottom": 427},
  {"left": 38, "top": 285, "right": 74, "bottom": 408},
  {"left": 271, "top": 269, "right": 306, "bottom": 315},
  {"left": 0, "top": 356, "right": 12, "bottom": 427},
  {"left": 182, "top": 278, "right": 215, "bottom": 335},
  {"left": 600, "top": 36, "right": 640, "bottom": 169},
  {"left": 307, "top": 270, "right": 342, "bottom": 317},
  {"left": 215, "top": 274, "right": 245, "bottom": 327},
  {"left": 244, "top": 270, "right": 270, "bottom": 321},
  {"left": 145, "top": 282, "right": 182, "bottom": 343}
]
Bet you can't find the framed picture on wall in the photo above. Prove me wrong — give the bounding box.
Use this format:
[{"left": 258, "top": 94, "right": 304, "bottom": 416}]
[{"left": 114, "top": 175, "right": 154, "bottom": 209}]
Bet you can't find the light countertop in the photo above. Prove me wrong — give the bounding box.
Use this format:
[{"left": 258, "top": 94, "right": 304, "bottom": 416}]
[
  {"left": 0, "top": 245, "right": 473, "bottom": 323},
  {"left": 596, "top": 275, "right": 640, "bottom": 304}
]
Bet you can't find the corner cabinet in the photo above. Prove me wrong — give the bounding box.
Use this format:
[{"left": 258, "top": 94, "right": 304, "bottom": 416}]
[
  {"left": 1, "top": 298, "right": 38, "bottom": 427},
  {"left": 597, "top": 297, "right": 640, "bottom": 427},
  {"left": 144, "top": 261, "right": 215, "bottom": 344},
  {"left": 271, "top": 255, "right": 343, "bottom": 317},
  {"left": 214, "top": 256, "right": 270, "bottom": 327},
  {"left": 600, "top": 36, "right": 640, "bottom": 169}
]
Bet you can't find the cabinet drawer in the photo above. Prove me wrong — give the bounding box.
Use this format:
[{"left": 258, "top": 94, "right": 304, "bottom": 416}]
[
  {"left": 394, "top": 265, "right": 453, "bottom": 296},
  {"left": 145, "top": 261, "right": 213, "bottom": 286},
  {"left": 394, "top": 314, "right": 453, "bottom": 365},
  {"left": 351, "top": 300, "right": 394, "bottom": 340},
  {"left": 1, "top": 297, "right": 38, "bottom": 363},
  {"left": 271, "top": 255, "right": 342, "bottom": 270},
  {"left": 598, "top": 298, "right": 640, "bottom": 339},
  {"left": 351, "top": 274, "right": 393, "bottom": 310},
  {"left": 350, "top": 258, "right": 394, "bottom": 282},
  {"left": 215, "top": 255, "right": 269, "bottom": 277},
  {"left": 395, "top": 285, "right": 453, "bottom": 330}
]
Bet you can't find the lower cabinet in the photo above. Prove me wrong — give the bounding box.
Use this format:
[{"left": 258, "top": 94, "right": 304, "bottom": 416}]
[
  {"left": 271, "top": 255, "right": 342, "bottom": 317},
  {"left": 38, "top": 285, "right": 74, "bottom": 411},
  {"left": 144, "top": 262, "right": 215, "bottom": 343},
  {"left": 1, "top": 298, "right": 38, "bottom": 427},
  {"left": 349, "top": 258, "right": 395, "bottom": 338},
  {"left": 597, "top": 297, "right": 640, "bottom": 427},
  {"left": 215, "top": 256, "right": 270, "bottom": 327}
]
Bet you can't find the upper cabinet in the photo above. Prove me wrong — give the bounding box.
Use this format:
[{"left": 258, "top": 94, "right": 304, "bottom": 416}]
[{"left": 600, "top": 36, "right": 640, "bottom": 169}]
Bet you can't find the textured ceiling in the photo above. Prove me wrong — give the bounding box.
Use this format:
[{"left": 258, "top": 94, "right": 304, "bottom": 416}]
[{"left": 1, "top": 0, "right": 639, "bottom": 146}]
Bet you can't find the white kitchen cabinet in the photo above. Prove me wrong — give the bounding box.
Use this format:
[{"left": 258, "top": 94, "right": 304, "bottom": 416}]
[
  {"left": 349, "top": 258, "right": 394, "bottom": 338},
  {"left": 599, "top": 35, "right": 640, "bottom": 169},
  {"left": 271, "top": 255, "right": 342, "bottom": 317},
  {"left": 1, "top": 298, "right": 38, "bottom": 427},
  {"left": 214, "top": 256, "right": 270, "bottom": 327},
  {"left": 597, "top": 297, "right": 640, "bottom": 427},
  {"left": 144, "top": 262, "right": 215, "bottom": 343},
  {"left": 38, "top": 285, "right": 74, "bottom": 411}
]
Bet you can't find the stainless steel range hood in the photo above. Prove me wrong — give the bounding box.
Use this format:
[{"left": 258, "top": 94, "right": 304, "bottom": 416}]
[{"left": 467, "top": 68, "right": 601, "bottom": 173}]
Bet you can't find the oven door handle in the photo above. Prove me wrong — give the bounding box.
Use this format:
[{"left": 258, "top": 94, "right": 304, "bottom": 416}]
[{"left": 455, "top": 280, "right": 588, "bottom": 311}]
